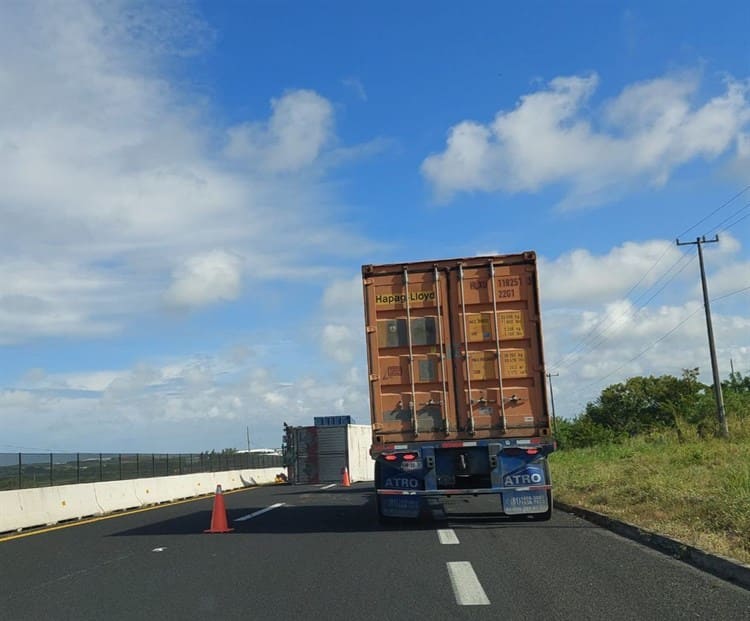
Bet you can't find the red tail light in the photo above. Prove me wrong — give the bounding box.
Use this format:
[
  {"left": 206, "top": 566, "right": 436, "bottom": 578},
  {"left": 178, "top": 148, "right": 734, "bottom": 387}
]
[
  {"left": 402, "top": 453, "right": 417, "bottom": 461},
  {"left": 384, "top": 454, "right": 398, "bottom": 461},
  {"left": 526, "top": 448, "right": 539, "bottom": 455}
]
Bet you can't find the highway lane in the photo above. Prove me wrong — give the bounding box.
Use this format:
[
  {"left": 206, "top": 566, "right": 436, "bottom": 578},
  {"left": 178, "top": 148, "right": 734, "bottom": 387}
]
[{"left": 1, "top": 483, "right": 749, "bottom": 620}]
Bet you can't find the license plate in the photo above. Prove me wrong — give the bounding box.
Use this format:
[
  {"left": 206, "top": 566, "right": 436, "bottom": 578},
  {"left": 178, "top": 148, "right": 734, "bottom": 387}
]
[
  {"left": 502, "top": 491, "right": 548, "bottom": 515},
  {"left": 381, "top": 496, "right": 420, "bottom": 518},
  {"left": 401, "top": 460, "right": 422, "bottom": 471}
]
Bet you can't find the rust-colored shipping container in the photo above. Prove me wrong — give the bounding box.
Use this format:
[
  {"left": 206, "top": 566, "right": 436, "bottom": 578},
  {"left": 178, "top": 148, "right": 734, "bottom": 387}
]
[{"left": 362, "top": 252, "right": 555, "bottom": 520}]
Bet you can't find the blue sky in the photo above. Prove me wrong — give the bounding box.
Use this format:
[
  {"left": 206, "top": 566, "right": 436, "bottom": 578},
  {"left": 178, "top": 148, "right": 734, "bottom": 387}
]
[{"left": 1, "top": 0, "right": 748, "bottom": 452}]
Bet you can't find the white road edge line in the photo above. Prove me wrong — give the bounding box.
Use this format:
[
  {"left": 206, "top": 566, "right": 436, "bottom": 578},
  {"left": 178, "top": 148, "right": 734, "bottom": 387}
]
[
  {"left": 320, "top": 484, "right": 336, "bottom": 490},
  {"left": 234, "top": 503, "right": 285, "bottom": 522},
  {"left": 447, "top": 562, "right": 490, "bottom": 606},
  {"left": 437, "top": 529, "right": 460, "bottom": 545}
]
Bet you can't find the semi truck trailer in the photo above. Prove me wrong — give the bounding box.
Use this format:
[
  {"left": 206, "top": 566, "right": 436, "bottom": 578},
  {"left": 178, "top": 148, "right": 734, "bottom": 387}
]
[{"left": 362, "top": 252, "right": 555, "bottom": 521}]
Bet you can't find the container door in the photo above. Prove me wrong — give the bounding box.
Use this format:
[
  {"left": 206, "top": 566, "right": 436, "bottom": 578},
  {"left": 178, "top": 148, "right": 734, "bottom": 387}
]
[
  {"left": 364, "top": 266, "right": 456, "bottom": 442},
  {"left": 316, "top": 426, "right": 347, "bottom": 482},
  {"left": 449, "top": 259, "right": 543, "bottom": 437},
  {"left": 292, "top": 427, "right": 319, "bottom": 484}
]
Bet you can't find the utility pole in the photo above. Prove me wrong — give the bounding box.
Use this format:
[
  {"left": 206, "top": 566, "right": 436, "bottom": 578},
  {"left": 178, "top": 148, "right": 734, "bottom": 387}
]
[
  {"left": 546, "top": 371, "right": 559, "bottom": 436},
  {"left": 676, "top": 235, "right": 729, "bottom": 438},
  {"left": 246, "top": 425, "right": 251, "bottom": 453}
]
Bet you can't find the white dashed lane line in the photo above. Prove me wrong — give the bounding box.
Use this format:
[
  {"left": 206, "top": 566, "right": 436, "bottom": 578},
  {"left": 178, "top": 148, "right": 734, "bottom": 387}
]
[
  {"left": 320, "top": 484, "right": 336, "bottom": 490},
  {"left": 234, "top": 503, "right": 285, "bottom": 522},
  {"left": 447, "top": 562, "right": 491, "bottom": 606},
  {"left": 437, "top": 529, "right": 460, "bottom": 544}
]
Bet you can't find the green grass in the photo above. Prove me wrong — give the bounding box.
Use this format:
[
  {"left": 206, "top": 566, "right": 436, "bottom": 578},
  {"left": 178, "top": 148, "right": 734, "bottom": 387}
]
[{"left": 550, "top": 417, "right": 750, "bottom": 564}]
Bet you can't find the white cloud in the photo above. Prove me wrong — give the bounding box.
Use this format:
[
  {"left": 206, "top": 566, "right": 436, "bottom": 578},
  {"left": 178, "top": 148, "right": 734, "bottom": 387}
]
[
  {"left": 321, "top": 324, "right": 358, "bottom": 364},
  {"left": 0, "top": 260, "right": 125, "bottom": 344},
  {"left": 225, "top": 90, "right": 334, "bottom": 172},
  {"left": 322, "top": 275, "right": 362, "bottom": 310},
  {"left": 539, "top": 239, "right": 687, "bottom": 305},
  {"left": 422, "top": 72, "right": 750, "bottom": 207},
  {"left": 165, "top": 250, "right": 243, "bottom": 308},
  {"left": 319, "top": 275, "right": 366, "bottom": 365},
  {"left": 0, "top": 1, "right": 370, "bottom": 344},
  {"left": 540, "top": 236, "right": 750, "bottom": 419},
  {"left": 711, "top": 261, "right": 750, "bottom": 297},
  {"left": 0, "top": 351, "right": 369, "bottom": 452}
]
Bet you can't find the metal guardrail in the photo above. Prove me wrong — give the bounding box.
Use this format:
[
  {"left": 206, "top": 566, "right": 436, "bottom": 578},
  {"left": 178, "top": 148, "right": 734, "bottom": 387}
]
[{"left": 0, "top": 452, "right": 284, "bottom": 491}]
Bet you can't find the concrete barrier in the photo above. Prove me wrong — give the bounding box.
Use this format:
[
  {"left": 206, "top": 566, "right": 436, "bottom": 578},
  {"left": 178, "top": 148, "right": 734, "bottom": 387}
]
[
  {"left": 0, "top": 466, "right": 287, "bottom": 534},
  {"left": 132, "top": 477, "right": 174, "bottom": 506},
  {"left": 47, "top": 483, "right": 102, "bottom": 523},
  {"left": 0, "top": 489, "right": 50, "bottom": 533},
  {"left": 94, "top": 480, "right": 141, "bottom": 514}
]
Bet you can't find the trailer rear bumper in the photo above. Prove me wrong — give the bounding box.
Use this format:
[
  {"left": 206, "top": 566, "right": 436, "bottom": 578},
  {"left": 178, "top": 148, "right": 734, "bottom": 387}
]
[{"left": 377, "top": 484, "right": 551, "bottom": 496}]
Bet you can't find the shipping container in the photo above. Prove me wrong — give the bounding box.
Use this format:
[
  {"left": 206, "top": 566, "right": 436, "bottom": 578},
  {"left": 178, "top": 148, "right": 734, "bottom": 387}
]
[
  {"left": 362, "top": 252, "right": 555, "bottom": 521},
  {"left": 283, "top": 424, "right": 374, "bottom": 484}
]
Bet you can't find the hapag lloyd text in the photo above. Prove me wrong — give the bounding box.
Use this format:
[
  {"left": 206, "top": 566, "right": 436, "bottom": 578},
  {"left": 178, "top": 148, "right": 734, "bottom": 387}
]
[{"left": 376, "top": 291, "right": 435, "bottom": 305}]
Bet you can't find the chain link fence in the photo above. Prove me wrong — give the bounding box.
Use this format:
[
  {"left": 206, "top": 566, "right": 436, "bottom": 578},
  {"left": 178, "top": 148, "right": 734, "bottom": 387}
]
[{"left": 0, "top": 452, "right": 284, "bottom": 491}]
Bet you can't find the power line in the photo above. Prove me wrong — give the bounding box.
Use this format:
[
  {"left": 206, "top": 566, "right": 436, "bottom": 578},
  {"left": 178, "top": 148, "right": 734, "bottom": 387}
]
[
  {"left": 678, "top": 184, "right": 750, "bottom": 239},
  {"left": 707, "top": 200, "right": 750, "bottom": 236},
  {"left": 550, "top": 185, "right": 750, "bottom": 372},
  {"left": 712, "top": 284, "right": 750, "bottom": 303},
  {"left": 564, "top": 284, "right": 750, "bottom": 412},
  {"left": 552, "top": 252, "right": 696, "bottom": 372},
  {"left": 721, "top": 210, "right": 750, "bottom": 233},
  {"left": 549, "top": 247, "right": 685, "bottom": 369},
  {"left": 575, "top": 306, "right": 703, "bottom": 396}
]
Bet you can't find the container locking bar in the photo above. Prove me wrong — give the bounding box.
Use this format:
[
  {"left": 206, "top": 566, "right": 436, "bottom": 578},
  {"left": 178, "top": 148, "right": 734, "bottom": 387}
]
[
  {"left": 458, "top": 263, "right": 476, "bottom": 435},
  {"left": 403, "top": 266, "right": 419, "bottom": 437},
  {"left": 489, "top": 261, "right": 507, "bottom": 432},
  {"left": 434, "top": 266, "right": 450, "bottom": 435}
]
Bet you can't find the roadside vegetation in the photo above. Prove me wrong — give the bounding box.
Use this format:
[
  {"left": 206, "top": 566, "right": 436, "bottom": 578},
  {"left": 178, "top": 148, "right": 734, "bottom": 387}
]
[{"left": 549, "top": 370, "right": 750, "bottom": 564}]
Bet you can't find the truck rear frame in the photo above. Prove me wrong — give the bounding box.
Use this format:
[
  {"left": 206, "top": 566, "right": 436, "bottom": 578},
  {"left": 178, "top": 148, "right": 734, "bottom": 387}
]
[{"left": 362, "top": 253, "right": 555, "bottom": 520}]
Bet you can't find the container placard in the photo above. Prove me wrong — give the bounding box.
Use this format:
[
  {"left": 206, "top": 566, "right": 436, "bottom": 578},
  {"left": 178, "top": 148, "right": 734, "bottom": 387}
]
[
  {"left": 499, "top": 311, "right": 525, "bottom": 339},
  {"left": 501, "top": 349, "right": 527, "bottom": 378}
]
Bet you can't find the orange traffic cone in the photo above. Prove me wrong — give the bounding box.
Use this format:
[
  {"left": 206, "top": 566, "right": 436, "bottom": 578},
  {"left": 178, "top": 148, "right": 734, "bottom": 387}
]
[
  {"left": 341, "top": 467, "right": 351, "bottom": 487},
  {"left": 204, "top": 485, "right": 234, "bottom": 533}
]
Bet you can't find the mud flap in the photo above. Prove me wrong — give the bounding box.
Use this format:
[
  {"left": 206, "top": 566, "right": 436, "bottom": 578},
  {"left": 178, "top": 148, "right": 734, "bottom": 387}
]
[
  {"left": 378, "top": 495, "right": 421, "bottom": 519},
  {"left": 499, "top": 456, "right": 549, "bottom": 515}
]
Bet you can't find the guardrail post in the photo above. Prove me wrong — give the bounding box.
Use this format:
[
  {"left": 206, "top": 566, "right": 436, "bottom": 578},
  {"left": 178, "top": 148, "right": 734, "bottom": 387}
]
[
  {"left": 18, "top": 453, "right": 21, "bottom": 489},
  {"left": 99, "top": 453, "right": 103, "bottom": 481},
  {"left": 136, "top": 453, "right": 140, "bottom": 477},
  {"left": 76, "top": 453, "right": 80, "bottom": 484},
  {"left": 119, "top": 453, "right": 123, "bottom": 480},
  {"left": 50, "top": 453, "right": 53, "bottom": 487},
  {"left": 151, "top": 453, "right": 155, "bottom": 478}
]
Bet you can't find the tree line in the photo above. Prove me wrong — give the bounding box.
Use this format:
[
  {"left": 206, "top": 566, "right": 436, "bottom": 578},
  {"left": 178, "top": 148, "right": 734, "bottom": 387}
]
[{"left": 555, "top": 369, "right": 750, "bottom": 449}]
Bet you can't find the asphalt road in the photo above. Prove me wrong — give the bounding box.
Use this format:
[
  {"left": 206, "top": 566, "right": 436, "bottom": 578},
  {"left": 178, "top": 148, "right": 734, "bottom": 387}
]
[{"left": 2, "top": 483, "right": 749, "bottom": 620}]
